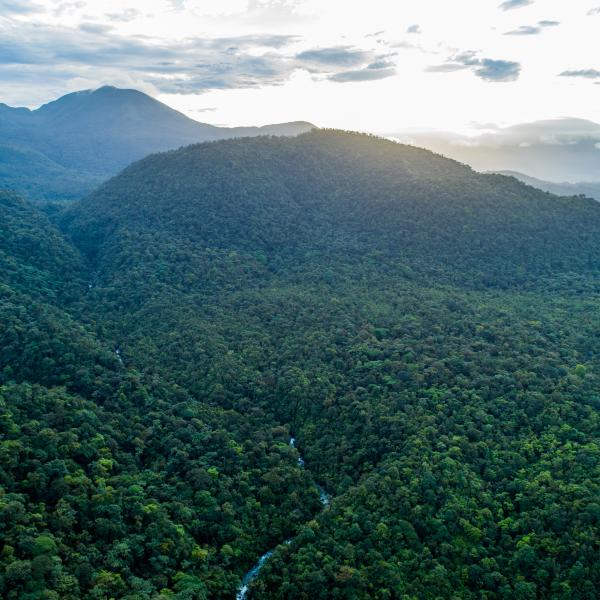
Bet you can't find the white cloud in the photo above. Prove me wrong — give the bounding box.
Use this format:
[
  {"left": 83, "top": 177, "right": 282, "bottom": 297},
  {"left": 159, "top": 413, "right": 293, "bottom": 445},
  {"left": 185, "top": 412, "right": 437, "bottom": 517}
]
[
  {"left": 182, "top": 0, "right": 250, "bottom": 17},
  {"left": 0, "top": 0, "right": 599, "bottom": 134}
]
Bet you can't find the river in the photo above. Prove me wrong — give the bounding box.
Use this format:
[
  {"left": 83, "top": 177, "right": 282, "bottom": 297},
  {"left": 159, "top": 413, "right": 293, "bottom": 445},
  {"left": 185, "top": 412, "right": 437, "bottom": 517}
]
[{"left": 235, "top": 437, "right": 330, "bottom": 599}]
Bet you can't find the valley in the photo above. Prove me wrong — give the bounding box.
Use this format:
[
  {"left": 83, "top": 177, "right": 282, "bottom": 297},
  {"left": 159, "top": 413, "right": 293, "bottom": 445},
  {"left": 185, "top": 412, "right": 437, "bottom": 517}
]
[{"left": 2, "top": 131, "right": 600, "bottom": 598}]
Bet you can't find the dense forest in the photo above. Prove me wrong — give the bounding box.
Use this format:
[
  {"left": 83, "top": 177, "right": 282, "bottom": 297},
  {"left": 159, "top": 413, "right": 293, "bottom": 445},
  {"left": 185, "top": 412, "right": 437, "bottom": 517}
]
[{"left": 2, "top": 131, "right": 600, "bottom": 598}]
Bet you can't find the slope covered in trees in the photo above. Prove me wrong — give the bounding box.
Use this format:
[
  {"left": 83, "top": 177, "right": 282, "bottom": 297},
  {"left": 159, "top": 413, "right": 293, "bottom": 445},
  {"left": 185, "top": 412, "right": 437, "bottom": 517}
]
[
  {"left": 0, "top": 190, "right": 320, "bottom": 599},
  {"left": 65, "top": 130, "right": 600, "bottom": 291},
  {"left": 2, "top": 131, "right": 600, "bottom": 598},
  {"left": 0, "top": 145, "right": 104, "bottom": 203}
]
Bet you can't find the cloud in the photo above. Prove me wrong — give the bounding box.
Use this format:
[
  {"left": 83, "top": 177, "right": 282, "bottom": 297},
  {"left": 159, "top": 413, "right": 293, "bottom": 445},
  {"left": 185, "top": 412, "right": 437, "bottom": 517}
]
[
  {"left": 499, "top": 0, "right": 533, "bottom": 10},
  {"left": 475, "top": 59, "right": 521, "bottom": 81},
  {"left": 538, "top": 134, "right": 578, "bottom": 146},
  {"left": 0, "top": 0, "right": 43, "bottom": 13},
  {"left": 395, "top": 118, "right": 600, "bottom": 150},
  {"left": 105, "top": 8, "right": 142, "bottom": 22},
  {"left": 295, "top": 45, "right": 396, "bottom": 83},
  {"left": 505, "top": 20, "right": 559, "bottom": 35},
  {"left": 0, "top": 26, "right": 295, "bottom": 71},
  {"left": 559, "top": 69, "right": 600, "bottom": 79},
  {"left": 329, "top": 60, "right": 396, "bottom": 83},
  {"left": 52, "top": 2, "right": 86, "bottom": 17},
  {"left": 390, "top": 40, "right": 419, "bottom": 50},
  {"left": 329, "top": 67, "right": 395, "bottom": 82},
  {"left": 426, "top": 63, "right": 469, "bottom": 73},
  {"left": 406, "top": 24, "right": 421, "bottom": 34},
  {"left": 426, "top": 51, "right": 477, "bottom": 73},
  {"left": 505, "top": 25, "right": 541, "bottom": 35},
  {"left": 296, "top": 46, "right": 370, "bottom": 68},
  {"left": 493, "top": 119, "right": 600, "bottom": 149},
  {"left": 78, "top": 23, "right": 114, "bottom": 35},
  {"left": 0, "top": 22, "right": 303, "bottom": 95},
  {"left": 367, "top": 59, "right": 395, "bottom": 70},
  {"left": 0, "top": 19, "right": 397, "bottom": 98},
  {"left": 427, "top": 51, "right": 520, "bottom": 82}
]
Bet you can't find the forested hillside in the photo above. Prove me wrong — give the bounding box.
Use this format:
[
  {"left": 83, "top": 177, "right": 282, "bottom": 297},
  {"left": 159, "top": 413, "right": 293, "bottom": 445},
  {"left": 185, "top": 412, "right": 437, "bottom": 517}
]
[
  {"left": 0, "top": 189, "right": 319, "bottom": 599},
  {"left": 2, "top": 131, "right": 600, "bottom": 599}
]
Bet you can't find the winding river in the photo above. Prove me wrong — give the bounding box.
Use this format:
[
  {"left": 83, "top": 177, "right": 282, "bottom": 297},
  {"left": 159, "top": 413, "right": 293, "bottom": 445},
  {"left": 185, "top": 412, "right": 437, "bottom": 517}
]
[{"left": 235, "top": 437, "right": 330, "bottom": 600}]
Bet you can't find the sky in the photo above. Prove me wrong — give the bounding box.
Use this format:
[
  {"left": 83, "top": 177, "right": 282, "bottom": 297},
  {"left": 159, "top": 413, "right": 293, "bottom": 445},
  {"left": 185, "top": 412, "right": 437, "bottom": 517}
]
[{"left": 1, "top": 0, "right": 600, "bottom": 134}]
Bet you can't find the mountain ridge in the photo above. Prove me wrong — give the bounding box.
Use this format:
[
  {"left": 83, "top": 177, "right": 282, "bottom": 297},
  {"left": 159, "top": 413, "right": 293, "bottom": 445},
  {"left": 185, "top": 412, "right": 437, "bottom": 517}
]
[
  {"left": 388, "top": 117, "right": 600, "bottom": 183},
  {"left": 0, "top": 85, "right": 316, "bottom": 201},
  {"left": 490, "top": 169, "right": 600, "bottom": 201}
]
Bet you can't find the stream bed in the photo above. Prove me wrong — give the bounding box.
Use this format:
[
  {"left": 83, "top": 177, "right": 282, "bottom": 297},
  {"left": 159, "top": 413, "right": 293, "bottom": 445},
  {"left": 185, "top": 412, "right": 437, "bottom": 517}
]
[{"left": 235, "top": 437, "right": 330, "bottom": 599}]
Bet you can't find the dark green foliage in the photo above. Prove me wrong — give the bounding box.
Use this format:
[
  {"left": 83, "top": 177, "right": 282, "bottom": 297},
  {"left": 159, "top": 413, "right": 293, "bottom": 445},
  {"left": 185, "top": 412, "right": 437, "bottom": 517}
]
[
  {"left": 0, "top": 144, "right": 104, "bottom": 202},
  {"left": 0, "top": 189, "right": 318, "bottom": 599},
  {"left": 65, "top": 130, "right": 600, "bottom": 291},
  {"left": 2, "top": 131, "right": 600, "bottom": 598},
  {"left": 0, "top": 190, "right": 87, "bottom": 301}
]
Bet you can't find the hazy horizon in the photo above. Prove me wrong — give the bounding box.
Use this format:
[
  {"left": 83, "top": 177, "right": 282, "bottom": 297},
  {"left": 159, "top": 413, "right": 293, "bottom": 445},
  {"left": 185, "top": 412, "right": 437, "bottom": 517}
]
[
  {"left": 3, "top": 82, "right": 600, "bottom": 183},
  {"left": 3, "top": 0, "right": 600, "bottom": 184},
  {"left": 1, "top": 0, "right": 599, "bottom": 135},
  {"left": 5, "top": 84, "right": 599, "bottom": 136}
]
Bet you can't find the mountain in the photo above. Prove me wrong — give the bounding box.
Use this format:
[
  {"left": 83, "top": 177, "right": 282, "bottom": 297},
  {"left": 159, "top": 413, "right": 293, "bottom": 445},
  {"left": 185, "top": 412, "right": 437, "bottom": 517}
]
[
  {"left": 65, "top": 129, "right": 600, "bottom": 289},
  {"left": 0, "top": 86, "right": 315, "bottom": 201},
  {"left": 389, "top": 117, "right": 600, "bottom": 182},
  {"left": 3, "top": 131, "right": 600, "bottom": 599},
  {"left": 491, "top": 170, "right": 600, "bottom": 201}
]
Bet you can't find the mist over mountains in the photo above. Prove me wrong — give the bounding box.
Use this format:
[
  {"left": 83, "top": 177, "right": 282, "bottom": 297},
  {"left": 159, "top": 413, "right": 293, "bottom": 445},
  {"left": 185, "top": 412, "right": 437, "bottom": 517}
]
[
  {"left": 389, "top": 118, "right": 600, "bottom": 185},
  {"left": 3, "top": 85, "right": 600, "bottom": 205},
  {"left": 0, "top": 86, "right": 315, "bottom": 201},
  {"left": 491, "top": 171, "right": 600, "bottom": 202}
]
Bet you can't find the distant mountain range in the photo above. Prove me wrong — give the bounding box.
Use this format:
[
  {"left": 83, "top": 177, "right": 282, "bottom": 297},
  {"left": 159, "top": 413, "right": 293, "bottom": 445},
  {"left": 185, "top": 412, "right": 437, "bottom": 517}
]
[
  {"left": 0, "top": 86, "right": 315, "bottom": 201},
  {"left": 388, "top": 118, "right": 600, "bottom": 184},
  {"left": 491, "top": 170, "right": 600, "bottom": 202},
  {"left": 5, "top": 87, "right": 600, "bottom": 204}
]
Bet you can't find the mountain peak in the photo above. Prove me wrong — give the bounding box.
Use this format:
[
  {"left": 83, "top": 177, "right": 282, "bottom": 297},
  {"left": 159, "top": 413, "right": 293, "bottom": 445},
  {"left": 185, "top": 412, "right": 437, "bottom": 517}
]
[
  {"left": 88, "top": 85, "right": 158, "bottom": 101},
  {"left": 93, "top": 84, "right": 129, "bottom": 93},
  {"left": 35, "top": 85, "right": 161, "bottom": 116},
  {"left": 0, "top": 86, "right": 317, "bottom": 199}
]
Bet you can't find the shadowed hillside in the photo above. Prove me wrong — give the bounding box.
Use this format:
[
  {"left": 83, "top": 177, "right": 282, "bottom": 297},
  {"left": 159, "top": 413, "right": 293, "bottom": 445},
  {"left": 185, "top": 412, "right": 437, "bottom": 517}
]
[{"left": 66, "top": 130, "right": 600, "bottom": 290}]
